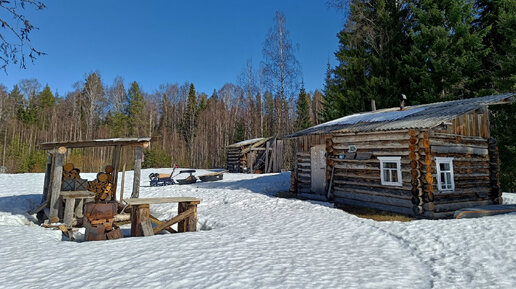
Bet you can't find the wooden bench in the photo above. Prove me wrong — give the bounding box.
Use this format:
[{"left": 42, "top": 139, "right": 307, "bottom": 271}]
[
  {"left": 60, "top": 191, "right": 96, "bottom": 227},
  {"left": 124, "top": 197, "right": 202, "bottom": 237}
]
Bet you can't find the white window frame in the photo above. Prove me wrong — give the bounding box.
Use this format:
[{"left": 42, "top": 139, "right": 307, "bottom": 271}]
[
  {"left": 378, "top": 156, "right": 403, "bottom": 186},
  {"left": 435, "top": 157, "right": 455, "bottom": 191}
]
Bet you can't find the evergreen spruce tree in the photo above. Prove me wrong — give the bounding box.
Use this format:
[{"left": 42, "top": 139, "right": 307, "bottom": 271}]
[
  {"left": 126, "top": 81, "right": 145, "bottom": 136},
  {"left": 295, "top": 86, "right": 312, "bottom": 130},
  {"left": 37, "top": 84, "right": 55, "bottom": 109},
  {"left": 475, "top": 0, "right": 516, "bottom": 94},
  {"left": 182, "top": 83, "right": 198, "bottom": 145},
  {"left": 403, "top": 0, "right": 487, "bottom": 103},
  {"left": 323, "top": 0, "right": 409, "bottom": 121}
]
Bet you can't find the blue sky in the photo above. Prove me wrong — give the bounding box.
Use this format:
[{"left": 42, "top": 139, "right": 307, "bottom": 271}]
[{"left": 2, "top": 0, "right": 343, "bottom": 96}]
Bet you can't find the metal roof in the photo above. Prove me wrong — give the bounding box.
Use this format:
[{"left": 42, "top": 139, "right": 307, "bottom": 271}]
[
  {"left": 286, "top": 93, "right": 514, "bottom": 138},
  {"left": 227, "top": 138, "right": 266, "bottom": 148}
]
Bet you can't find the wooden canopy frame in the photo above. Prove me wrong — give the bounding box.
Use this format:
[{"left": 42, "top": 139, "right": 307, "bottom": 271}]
[{"left": 38, "top": 137, "right": 151, "bottom": 223}]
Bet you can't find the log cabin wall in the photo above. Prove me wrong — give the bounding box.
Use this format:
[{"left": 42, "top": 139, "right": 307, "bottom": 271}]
[
  {"left": 423, "top": 130, "right": 496, "bottom": 218},
  {"left": 330, "top": 130, "right": 416, "bottom": 215},
  {"left": 227, "top": 148, "right": 242, "bottom": 173},
  {"left": 296, "top": 134, "right": 329, "bottom": 198}
]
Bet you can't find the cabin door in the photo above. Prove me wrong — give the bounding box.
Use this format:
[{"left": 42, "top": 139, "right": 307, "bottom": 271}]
[{"left": 311, "top": 145, "right": 326, "bottom": 194}]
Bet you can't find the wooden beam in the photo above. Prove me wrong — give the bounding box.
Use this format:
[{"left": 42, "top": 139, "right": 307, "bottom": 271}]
[
  {"left": 49, "top": 149, "right": 65, "bottom": 223},
  {"left": 131, "top": 146, "right": 143, "bottom": 199},
  {"left": 153, "top": 206, "right": 196, "bottom": 234},
  {"left": 124, "top": 197, "right": 202, "bottom": 206},
  {"left": 41, "top": 153, "right": 53, "bottom": 204},
  {"left": 111, "top": 145, "right": 121, "bottom": 201},
  {"left": 39, "top": 137, "right": 152, "bottom": 150}
]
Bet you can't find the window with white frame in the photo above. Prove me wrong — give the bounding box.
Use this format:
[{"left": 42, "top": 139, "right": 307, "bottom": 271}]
[
  {"left": 378, "top": 157, "right": 402, "bottom": 186},
  {"left": 435, "top": 157, "right": 455, "bottom": 191}
]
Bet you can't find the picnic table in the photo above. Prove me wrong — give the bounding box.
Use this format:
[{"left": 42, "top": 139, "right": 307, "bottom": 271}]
[{"left": 124, "top": 197, "right": 202, "bottom": 237}]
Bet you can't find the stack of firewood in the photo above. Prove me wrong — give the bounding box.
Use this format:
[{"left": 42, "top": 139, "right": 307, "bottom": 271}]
[
  {"left": 84, "top": 202, "right": 123, "bottom": 241},
  {"left": 87, "top": 165, "right": 115, "bottom": 202},
  {"left": 62, "top": 163, "right": 81, "bottom": 180}
]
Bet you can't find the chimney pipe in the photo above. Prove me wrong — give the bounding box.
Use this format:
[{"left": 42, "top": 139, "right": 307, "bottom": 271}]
[
  {"left": 399, "top": 94, "right": 407, "bottom": 110},
  {"left": 371, "top": 99, "right": 376, "bottom": 111}
]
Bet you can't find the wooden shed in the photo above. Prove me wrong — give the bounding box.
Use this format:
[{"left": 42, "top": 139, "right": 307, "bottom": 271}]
[
  {"left": 226, "top": 137, "right": 282, "bottom": 173},
  {"left": 33, "top": 137, "right": 151, "bottom": 224},
  {"left": 286, "top": 93, "right": 514, "bottom": 218}
]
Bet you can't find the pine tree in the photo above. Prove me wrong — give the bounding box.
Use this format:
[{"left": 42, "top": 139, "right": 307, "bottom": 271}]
[
  {"left": 295, "top": 86, "right": 312, "bottom": 130},
  {"left": 126, "top": 81, "right": 145, "bottom": 136}
]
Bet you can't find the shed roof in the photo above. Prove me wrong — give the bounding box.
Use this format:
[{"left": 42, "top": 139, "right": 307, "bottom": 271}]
[
  {"left": 286, "top": 93, "right": 514, "bottom": 138},
  {"left": 39, "top": 137, "right": 152, "bottom": 150},
  {"left": 227, "top": 138, "right": 267, "bottom": 148}
]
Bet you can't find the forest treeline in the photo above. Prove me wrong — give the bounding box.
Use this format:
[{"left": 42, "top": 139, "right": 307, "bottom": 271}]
[{"left": 0, "top": 76, "right": 324, "bottom": 173}]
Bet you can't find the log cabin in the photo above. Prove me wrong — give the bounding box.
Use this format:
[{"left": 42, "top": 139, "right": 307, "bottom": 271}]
[
  {"left": 226, "top": 137, "right": 282, "bottom": 173},
  {"left": 286, "top": 93, "right": 514, "bottom": 218}
]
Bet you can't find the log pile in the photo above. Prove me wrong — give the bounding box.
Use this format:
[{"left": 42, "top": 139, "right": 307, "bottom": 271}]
[
  {"left": 87, "top": 165, "right": 116, "bottom": 202},
  {"left": 84, "top": 202, "right": 123, "bottom": 241},
  {"left": 62, "top": 163, "right": 82, "bottom": 180}
]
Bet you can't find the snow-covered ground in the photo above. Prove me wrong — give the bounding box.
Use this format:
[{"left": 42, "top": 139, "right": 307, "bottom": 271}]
[{"left": 0, "top": 169, "right": 515, "bottom": 288}]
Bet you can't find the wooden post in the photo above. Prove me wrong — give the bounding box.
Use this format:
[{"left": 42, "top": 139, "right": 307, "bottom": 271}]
[
  {"left": 265, "top": 142, "right": 270, "bottom": 173},
  {"left": 250, "top": 152, "right": 254, "bottom": 174},
  {"left": 63, "top": 198, "right": 75, "bottom": 227},
  {"left": 131, "top": 146, "right": 143, "bottom": 199},
  {"left": 120, "top": 162, "right": 126, "bottom": 204},
  {"left": 177, "top": 202, "right": 197, "bottom": 232},
  {"left": 41, "top": 153, "right": 53, "bottom": 204},
  {"left": 111, "top": 145, "right": 121, "bottom": 201},
  {"left": 131, "top": 204, "right": 153, "bottom": 237},
  {"left": 177, "top": 202, "right": 188, "bottom": 232},
  {"left": 49, "top": 147, "right": 66, "bottom": 223}
]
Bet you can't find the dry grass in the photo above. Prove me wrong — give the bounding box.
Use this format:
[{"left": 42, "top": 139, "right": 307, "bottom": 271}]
[{"left": 336, "top": 204, "right": 414, "bottom": 222}]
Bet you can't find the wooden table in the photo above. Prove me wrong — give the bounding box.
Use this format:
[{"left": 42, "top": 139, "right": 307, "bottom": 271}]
[
  {"left": 124, "top": 197, "right": 202, "bottom": 237},
  {"left": 60, "top": 191, "right": 96, "bottom": 227}
]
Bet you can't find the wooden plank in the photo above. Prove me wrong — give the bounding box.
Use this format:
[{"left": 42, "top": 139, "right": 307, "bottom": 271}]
[
  {"left": 334, "top": 197, "right": 414, "bottom": 216},
  {"left": 332, "top": 132, "right": 411, "bottom": 143},
  {"left": 111, "top": 145, "right": 121, "bottom": 201},
  {"left": 141, "top": 220, "right": 154, "bottom": 237},
  {"left": 333, "top": 186, "right": 412, "bottom": 199},
  {"left": 60, "top": 191, "right": 96, "bottom": 199},
  {"left": 41, "top": 153, "right": 53, "bottom": 204},
  {"left": 39, "top": 137, "right": 151, "bottom": 150},
  {"left": 28, "top": 201, "right": 48, "bottom": 215},
  {"left": 124, "top": 197, "right": 202, "bottom": 206},
  {"left": 333, "top": 179, "right": 412, "bottom": 191},
  {"left": 149, "top": 214, "right": 177, "bottom": 233},
  {"left": 333, "top": 190, "right": 413, "bottom": 208},
  {"left": 49, "top": 150, "right": 65, "bottom": 223},
  {"left": 153, "top": 206, "right": 196, "bottom": 234},
  {"left": 63, "top": 198, "right": 75, "bottom": 227},
  {"left": 431, "top": 145, "right": 488, "bottom": 155},
  {"left": 131, "top": 146, "right": 143, "bottom": 198}
]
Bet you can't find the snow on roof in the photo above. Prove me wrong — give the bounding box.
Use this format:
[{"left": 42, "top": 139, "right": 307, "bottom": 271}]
[
  {"left": 286, "top": 93, "right": 514, "bottom": 137},
  {"left": 227, "top": 138, "right": 266, "bottom": 148}
]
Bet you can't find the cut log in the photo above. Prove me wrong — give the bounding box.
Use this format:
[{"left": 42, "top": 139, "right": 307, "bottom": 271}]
[
  {"left": 104, "top": 165, "right": 114, "bottom": 173},
  {"left": 63, "top": 163, "right": 74, "bottom": 173}
]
